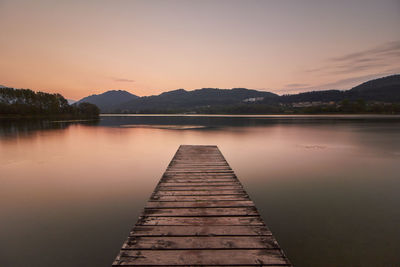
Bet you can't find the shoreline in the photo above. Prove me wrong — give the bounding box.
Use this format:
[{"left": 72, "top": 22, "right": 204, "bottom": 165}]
[{"left": 0, "top": 114, "right": 100, "bottom": 120}]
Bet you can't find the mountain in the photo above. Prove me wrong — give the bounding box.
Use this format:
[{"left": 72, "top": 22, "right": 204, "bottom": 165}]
[
  {"left": 77, "top": 74, "right": 399, "bottom": 113},
  {"left": 117, "top": 88, "right": 278, "bottom": 113},
  {"left": 278, "top": 74, "right": 400, "bottom": 104},
  {"left": 77, "top": 90, "right": 138, "bottom": 112},
  {"left": 346, "top": 74, "right": 400, "bottom": 102},
  {"left": 0, "top": 85, "right": 7, "bottom": 88},
  {"left": 67, "top": 99, "right": 77, "bottom": 105},
  {"left": 279, "top": 90, "right": 345, "bottom": 103}
]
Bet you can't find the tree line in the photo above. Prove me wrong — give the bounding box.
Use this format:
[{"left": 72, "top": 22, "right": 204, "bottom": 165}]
[
  {"left": 0, "top": 87, "right": 99, "bottom": 117},
  {"left": 115, "top": 99, "right": 400, "bottom": 114}
]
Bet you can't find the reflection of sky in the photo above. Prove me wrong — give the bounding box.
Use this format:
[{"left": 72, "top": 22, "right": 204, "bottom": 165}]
[{"left": 0, "top": 117, "right": 400, "bottom": 266}]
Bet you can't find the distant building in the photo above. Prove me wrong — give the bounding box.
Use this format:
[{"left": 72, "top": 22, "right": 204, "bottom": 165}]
[
  {"left": 291, "top": 101, "right": 332, "bottom": 107},
  {"left": 243, "top": 97, "right": 264, "bottom": 102}
]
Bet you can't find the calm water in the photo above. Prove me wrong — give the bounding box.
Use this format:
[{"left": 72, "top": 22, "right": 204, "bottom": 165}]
[{"left": 1, "top": 115, "right": 400, "bottom": 267}]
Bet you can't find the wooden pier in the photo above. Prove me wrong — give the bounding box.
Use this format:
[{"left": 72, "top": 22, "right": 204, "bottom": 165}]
[{"left": 113, "top": 145, "right": 291, "bottom": 266}]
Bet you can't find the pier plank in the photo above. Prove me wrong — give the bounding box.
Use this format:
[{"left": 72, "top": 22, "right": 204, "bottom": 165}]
[
  {"left": 145, "top": 200, "right": 255, "bottom": 208},
  {"left": 154, "top": 190, "right": 246, "bottom": 196},
  {"left": 129, "top": 225, "right": 272, "bottom": 237},
  {"left": 158, "top": 185, "right": 243, "bottom": 190},
  {"left": 113, "top": 249, "right": 288, "bottom": 266},
  {"left": 161, "top": 179, "right": 237, "bottom": 182},
  {"left": 121, "top": 236, "right": 280, "bottom": 249},
  {"left": 161, "top": 179, "right": 238, "bottom": 183},
  {"left": 136, "top": 216, "right": 265, "bottom": 226},
  {"left": 151, "top": 195, "right": 250, "bottom": 201},
  {"left": 159, "top": 182, "right": 240, "bottom": 186},
  {"left": 143, "top": 207, "right": 258, "bottom": 216}
]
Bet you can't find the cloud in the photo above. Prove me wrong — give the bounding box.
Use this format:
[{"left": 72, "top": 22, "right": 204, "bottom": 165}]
[
  {"left": 275, "top": 41, "right": 400, "bottom": 94},
  {"left": 330, "top": 41, "right": 400, "bottom": 62},
  {"left": 307, "top": 40, "right": 400, "bottom": 75},
  {"left": 111, "top": 77, "right": 135, "bottom": 83}
]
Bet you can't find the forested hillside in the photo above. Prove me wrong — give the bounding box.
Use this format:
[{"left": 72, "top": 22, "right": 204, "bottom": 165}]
[{"left": 0, "top": 87, "right": 99, "bottom": 117}]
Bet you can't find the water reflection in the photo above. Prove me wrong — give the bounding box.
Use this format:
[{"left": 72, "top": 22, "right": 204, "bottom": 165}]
[
  {"left": 0, "top": 118, "right": 99, "bottom": 139},
  {"left": 99, "top": 114, "right": 400, "bottom": 128},
  {"left": 0, "top": 115, "right": 399, "bottom": 267}
]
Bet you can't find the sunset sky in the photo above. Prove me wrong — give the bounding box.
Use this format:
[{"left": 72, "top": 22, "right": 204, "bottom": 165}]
[{"left": 1, "top": 0, "right": 399, "bottom": 100}]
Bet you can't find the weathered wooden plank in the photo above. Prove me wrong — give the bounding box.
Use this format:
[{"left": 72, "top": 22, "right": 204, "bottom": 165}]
[
  {"left": 151, "top": 195, "right": 250, "bottom": 201},
  {"left": 176, "top": 156, "right": 224, "bottom": 158},
  {"left": 163, "top": 173, "right": 236, "bottom": 177},
  {"left": 161, "top": 179, "right": 238, "bottom": 183},
  {"left": 169, "top": 168, "right": 233, "bottom": 171},
  {"left": 167, "top": 170, "right": 233, "bottom": 173},
  {"left": 163, "top": 176, "right": 236, "bottom": 179},
  {"left": 159, "top": 182, "right": 240, "bottom": 186},
  {"left": 170, "top": 167, "right": 230, "bottom": 169},
  {"left": 168, "top": 170, "right": 233, "bottom": 173},
  {"left": 113, "top": 249, "right": 289, "bottom": 266},
  {"left": 171, "top": 159, "right": 226, "bottom": 162},
  {"left": 162, "top": 178, "right": 237, "bottom": 183},
  {"left": 130, "top": 225, "right": 272, "bottom": 237},
  {"left": 145, "top": 200, "right": 255, "bottom": 208},
  {"left": 122, "top": 236, "right": 280, "bottom": 249},
  {"left": 165, "top": 170, "right": 233, "bottom": 175},
  {"left": 158, "top": 185, "right": 243, "bottom": 190},
  {"left": 163, "top": 175, "right": 237, "bottom": 179},
  {"left": 154, "top": 190, "right": 246, "bottom": 196},
  {"left": 171, "top": 163, "right": 228, "bottom": 165},
  {"left": 170, "top": 164, "right": 229, "bottom": 166},
  {"left": 143, "top": 207, "right": 258, "bottom": 216},
  {"left": 136, "top": 216, "right": 264, "bottom": 226},
  {"left": 169, "top": 168, "right": 232, "bottom": 170}
]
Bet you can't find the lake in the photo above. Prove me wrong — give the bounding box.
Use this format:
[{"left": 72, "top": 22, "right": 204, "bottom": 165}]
[{"left": 1, "top": 115, "right": 400, "bottom": 267}]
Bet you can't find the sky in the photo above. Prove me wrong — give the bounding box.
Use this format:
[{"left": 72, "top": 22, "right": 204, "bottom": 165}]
[{"left": 0, "top": 0, "right": 399, "bottom": 100}]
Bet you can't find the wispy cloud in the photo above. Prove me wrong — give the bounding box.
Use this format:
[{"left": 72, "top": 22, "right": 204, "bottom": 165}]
[
  {"left": 111, "top": 77, "right": 135, "bottom": 83},
  {"left": 330, "top": 41, "right": 400, "bottom": 62},
  {"left": 277, "top": 40, "right": 400, "bottom": 94},
  {"left": 307, "top": 40, "right": 400, "bottom": 75}
]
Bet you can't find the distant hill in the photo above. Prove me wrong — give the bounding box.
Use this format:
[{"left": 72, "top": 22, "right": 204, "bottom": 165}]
[
  {"left": 346, "top": 75, "right": 400, "bottom": 102},
  {"left": 278, "top": 75, "right": 400, "bottom": 103},
  {"left": 279, "top": 90, "right": 345, "bottom": 103},
  {"left": 117, "top": 88, "right": 278, "bottom": 113},
  {"left": 67, "top": 99, "right": 77, "bottom": 105},
  {"left": 0, "top": 85, "right": 8, "bottom": 88},
  {"left": 77, "top": 74, "right": 399, "bottom": 113},
  {"left": 77, "top": 90, "right": 138, "bottom": 112}
]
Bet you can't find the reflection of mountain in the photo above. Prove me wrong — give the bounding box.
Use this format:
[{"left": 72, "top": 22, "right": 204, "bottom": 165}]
[{"left": 77, "top": 75, "right": 400, "bottom": 113}]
